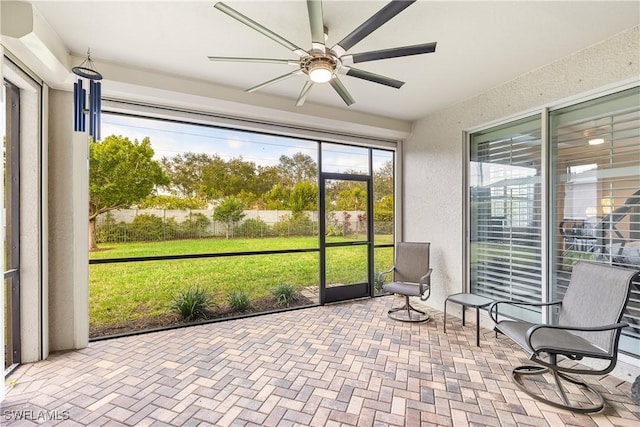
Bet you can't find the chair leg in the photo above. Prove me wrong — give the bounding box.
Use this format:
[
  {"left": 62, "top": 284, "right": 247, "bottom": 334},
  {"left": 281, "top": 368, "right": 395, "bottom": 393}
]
[
  {"left": 388, "top": 295, "right": 429, "bottom": 322},
  {"left": 511, "top": 361, "right": 606, "bottom": 413},
  {"left": 551, "top": 368, "right": 570, "bottom": 406}
]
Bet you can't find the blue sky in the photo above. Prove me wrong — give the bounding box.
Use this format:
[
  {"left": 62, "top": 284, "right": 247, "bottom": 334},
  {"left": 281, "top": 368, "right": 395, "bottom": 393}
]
[{"left": 101, "top": 113, "right": 392, "bottom": 172}]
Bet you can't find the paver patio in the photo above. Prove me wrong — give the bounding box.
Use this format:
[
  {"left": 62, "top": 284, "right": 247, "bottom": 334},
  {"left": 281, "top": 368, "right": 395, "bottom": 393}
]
[{"left": 2, "top": 296, "right": 638, "bottom": 426}]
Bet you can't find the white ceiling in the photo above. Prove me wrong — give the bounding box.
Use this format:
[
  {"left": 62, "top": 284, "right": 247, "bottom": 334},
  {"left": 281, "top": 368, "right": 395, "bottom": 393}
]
[{"left": 30, "top": 0, "right": 640, "bottom": 121}]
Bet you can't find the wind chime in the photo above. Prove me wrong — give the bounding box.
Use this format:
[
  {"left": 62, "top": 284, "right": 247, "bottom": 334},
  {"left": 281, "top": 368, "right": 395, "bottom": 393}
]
[{"left": 72, "top": 49, "right": 102, "bottom": 141}]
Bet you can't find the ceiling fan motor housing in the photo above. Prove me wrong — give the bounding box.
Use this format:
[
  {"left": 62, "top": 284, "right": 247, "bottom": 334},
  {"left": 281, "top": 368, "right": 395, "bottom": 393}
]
[{"left": 302, "top": 54, "right": 338, "bottom": 82}]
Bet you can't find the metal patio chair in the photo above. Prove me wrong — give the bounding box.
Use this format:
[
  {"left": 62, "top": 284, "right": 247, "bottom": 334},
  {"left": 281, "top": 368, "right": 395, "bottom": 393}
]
[
  {"left": 379, "top": 242, "right": 432, "bottom": 322},
  {"left": 489, "top": 261, "right": 639, "bottom": 413}
]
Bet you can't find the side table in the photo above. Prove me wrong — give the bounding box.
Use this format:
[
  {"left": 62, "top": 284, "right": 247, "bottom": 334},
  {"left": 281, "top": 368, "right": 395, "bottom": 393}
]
[{"left": 444, "top": 293, "right": 494, "bottom": 346}]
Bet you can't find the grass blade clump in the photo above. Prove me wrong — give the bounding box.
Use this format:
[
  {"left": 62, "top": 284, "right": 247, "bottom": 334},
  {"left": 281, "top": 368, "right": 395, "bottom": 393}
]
[
  {"left": 227, "top": 289, "right": 251, "bottom": 312},
  {"left": 270, "top": 283, "right": 297, "bottom": 307},
  {"left": 171, "top": 286, "right": 211, "bottom": 321}
]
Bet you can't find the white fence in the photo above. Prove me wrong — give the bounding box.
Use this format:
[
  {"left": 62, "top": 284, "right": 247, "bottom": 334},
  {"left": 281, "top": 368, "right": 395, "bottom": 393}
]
[
  {"left": 100, "top": 208, "right": 325, "bottom": 225},
  {"left": 96, "top": 209, "right": 368, "bottom": 242}
]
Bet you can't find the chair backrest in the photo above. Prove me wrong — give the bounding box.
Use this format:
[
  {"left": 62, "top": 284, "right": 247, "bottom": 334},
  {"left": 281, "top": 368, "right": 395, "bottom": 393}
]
[
  {"left": 559, "top": 261, "right": 638, "bottom": 351},
  {"left": 394, "top": 242, "right": 430, "bottom": 283}
]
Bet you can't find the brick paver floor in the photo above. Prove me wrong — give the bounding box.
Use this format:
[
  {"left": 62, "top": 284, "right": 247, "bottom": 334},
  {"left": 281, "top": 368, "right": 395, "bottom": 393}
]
[{"left": 2, "top": 296, "right": 638, "bottom": 426}]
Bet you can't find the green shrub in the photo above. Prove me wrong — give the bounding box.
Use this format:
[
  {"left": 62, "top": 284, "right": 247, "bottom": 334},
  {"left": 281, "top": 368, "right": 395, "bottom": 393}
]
[
  {"left": 374, "top": 271, "right": 386, "bottom": 293},
  {"left": 171, "top": 287, "right": 211, "bottom": 321},
  {"left": 96, "top": 212, "right": 128, "bottom": 243},
  {"left": 227, "top": 289, "right": 251, "bottom": 312},
  {"left": 235, "top": 218, "right": 273, "bottom": 238},
  {"left": 272, "top": 214, "right": 316, "bottom": 237},
  {"left": 162, "top": 217, "right": 180, "bottom": 240},
  {"left": 178, "top": 212, "right": 211, "bottom": 239},
  {"left": 269, "top": 283, "right": 297, "bottom": 307},
  {"left": 128, "top": 213, "right": 166, "bottom": 242},
  {"left": 560, "top": 250, "right": 597, "bottom": 270},
  {"left": 373, "top": 221, "right": 393, "bottom": 235}
]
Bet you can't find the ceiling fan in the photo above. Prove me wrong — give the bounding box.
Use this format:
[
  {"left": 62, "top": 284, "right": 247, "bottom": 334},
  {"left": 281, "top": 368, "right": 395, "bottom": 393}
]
[{"left": 209, "top": 0, "right": 437, "bottom": 107}]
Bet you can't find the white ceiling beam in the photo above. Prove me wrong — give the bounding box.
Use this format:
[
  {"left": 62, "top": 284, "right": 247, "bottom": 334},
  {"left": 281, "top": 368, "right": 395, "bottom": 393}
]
[
  {"left": 1, "top": 1, "right": 70, "bottom": 84},
  {"left": 86, "top": 56, "right": 411, "bottom": 141}
]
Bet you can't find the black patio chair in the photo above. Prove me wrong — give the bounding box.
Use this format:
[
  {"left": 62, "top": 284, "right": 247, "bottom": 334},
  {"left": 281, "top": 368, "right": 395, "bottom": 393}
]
[{"left": 489, "top": 261, "right": 639, "bottom": 413}]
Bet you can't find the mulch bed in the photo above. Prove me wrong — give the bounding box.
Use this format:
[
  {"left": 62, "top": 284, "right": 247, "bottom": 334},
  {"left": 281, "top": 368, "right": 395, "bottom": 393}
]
[{"left": 89, "top": 295, "right": 315, "bottom": 339}]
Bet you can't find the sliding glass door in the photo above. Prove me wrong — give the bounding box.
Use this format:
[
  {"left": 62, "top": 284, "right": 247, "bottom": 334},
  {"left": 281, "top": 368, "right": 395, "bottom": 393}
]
[
  {"left": 468, "top": 86, "right": 640, "bottom": 356},
  {"left": 469, "top": 116, "right": 543, "bottom": 322},
  {"left": 550, "top": 87, "right": 640, "bottom": 355}
]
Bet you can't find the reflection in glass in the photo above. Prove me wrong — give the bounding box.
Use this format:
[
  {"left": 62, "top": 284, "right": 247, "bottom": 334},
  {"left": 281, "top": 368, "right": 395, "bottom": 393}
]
[
  {"left": 469, "top": 115, "right": 543, "bottom": 322},
  {"left": 550, "top": 87, "right": 640, "bottom": 356}
]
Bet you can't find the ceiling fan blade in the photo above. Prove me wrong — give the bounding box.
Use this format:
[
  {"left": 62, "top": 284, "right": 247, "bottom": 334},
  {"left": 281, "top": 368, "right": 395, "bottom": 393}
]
[
  {"left": 329, "top": 78, "right": 355, "bottom": 106},
  {"left": 208, "top": 57, "right": 300, "bottom": 65},
  {"left": 307, "top": 0, "right": 325, "bottom": 48},
  {"left": 331, "top": 0, "right": 416, "bottom": 56},
  {"left": 342, "top": 42, "right": 437, "bottom": 65},
  {"left": 344, "top": 67, "right": 404, "bottom": 89},
  {"left": 214, "top": 2, "right": 306, "bottom": 56},
  {"left": 246, "top": 70, "right": 303, "bottom": 93},
  {"left": 296, "top": 80, "right": 314, "bottom": 106}
]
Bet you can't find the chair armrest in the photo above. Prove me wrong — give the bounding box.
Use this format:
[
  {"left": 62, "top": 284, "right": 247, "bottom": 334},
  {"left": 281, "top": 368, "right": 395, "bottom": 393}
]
[
  {"left": 419, "top": 268, "right": 433, "bottom": 285},
  {"left": 525, "top": 322, "right": 630, "bottom": 351},
  {"left": 377, "top": 266, "right": 395, "bottom": 283},
  {"left": 419, "top": 268, "right": 433, "bottom": 301},
  {"left": 488, "top": 300, "right": 562, "bottom": 323}
]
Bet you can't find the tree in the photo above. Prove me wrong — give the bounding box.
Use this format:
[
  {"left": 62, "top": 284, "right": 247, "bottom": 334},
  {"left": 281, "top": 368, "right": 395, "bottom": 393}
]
[
  {"left": 290, "top": 181, "right": 318, "bottom": 214},
  {"left": 213, "top": 196, "right": 246, "bottom": 239},
  {"left": 255, "top": 165, "right": 281, "bottom": 196},
  {"left": 161, "top": 154, "right": 283, "bottom": 205},
  {"left": 222, "top": 157, "right": 260, "bottom": 197},
  {"left": 89, "top": 135, "right": 168, "bottom": 250},
  {"left": 334, "top": 183, "right": 367, "bottom": 211},
  {"left": 139, "top": 194, "right": 205, "bottom": 209},
  {"left": 263, "top": 184, "right": 291, "bottom": 210},
  {"left": 160, "top": 152, "right": 210, "bottom": 199},
  {"left": 236, "top": 190, "right": 259, "bottom": 209},
  {"left": 277, "top": 152, "right": 317, "bottom": 186},
  {"left": 199, "top": 156, "right": 262, "bottom": 200},
  {"left": 373, "top": 160, "right": 394, "bottom": 201},
  {"left": 374, "top": 195, "right": 393, "bottom": 222}
]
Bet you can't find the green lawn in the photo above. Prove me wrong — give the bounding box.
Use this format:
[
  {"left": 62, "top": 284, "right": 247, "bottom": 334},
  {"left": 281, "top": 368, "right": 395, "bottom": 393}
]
[
  {"left": 90, "top": 236, "right": 321, "bottom": 259},
  {"left": 90, "top": 235, "right": 393, "bottom": 330}
]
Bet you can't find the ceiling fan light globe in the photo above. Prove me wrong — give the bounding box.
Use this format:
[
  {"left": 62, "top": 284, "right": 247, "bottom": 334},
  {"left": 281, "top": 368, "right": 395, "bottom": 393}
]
[{"left": 309, "top": 67, "right": 333, "bottom": 83}]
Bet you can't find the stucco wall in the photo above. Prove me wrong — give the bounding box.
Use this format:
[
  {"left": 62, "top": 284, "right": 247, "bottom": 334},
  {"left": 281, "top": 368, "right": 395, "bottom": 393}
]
[
  {"left": 18, "top": 68, "right": 44, "bottom": 362},
  {"left": 48, "top": 89, "right": 89, "bottom": 352},
  {"left": 403, "top": 26, "right": 639, "bottom": 309}
]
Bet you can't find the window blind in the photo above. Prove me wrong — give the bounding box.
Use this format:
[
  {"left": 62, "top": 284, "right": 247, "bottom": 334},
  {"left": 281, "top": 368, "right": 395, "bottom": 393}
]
[
  {"left": 550, "top": 87, "right": 640, "bottom": 355},
  {"left": 469, "top": 115, "right": 543, "bottom": 322}
]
